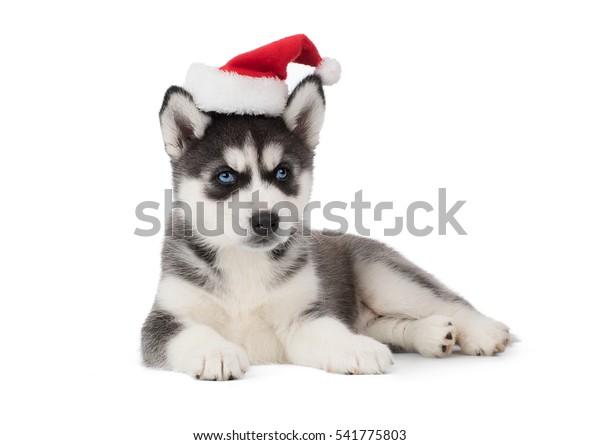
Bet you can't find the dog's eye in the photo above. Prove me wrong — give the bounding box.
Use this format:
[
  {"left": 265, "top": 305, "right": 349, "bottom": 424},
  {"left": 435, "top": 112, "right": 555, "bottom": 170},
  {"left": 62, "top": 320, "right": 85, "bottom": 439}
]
[
  {"left": 275, "top": 167, "right": 288, "bottom": 181},
  {"left": 217, "top": 171, "right": 236, "bottom": 184}
]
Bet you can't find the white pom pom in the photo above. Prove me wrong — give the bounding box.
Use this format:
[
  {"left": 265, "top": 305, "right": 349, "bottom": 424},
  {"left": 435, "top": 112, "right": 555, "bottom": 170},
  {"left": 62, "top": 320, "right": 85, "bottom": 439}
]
[{"left": 315, "top": 57, "right": 341, "bottom": 85}]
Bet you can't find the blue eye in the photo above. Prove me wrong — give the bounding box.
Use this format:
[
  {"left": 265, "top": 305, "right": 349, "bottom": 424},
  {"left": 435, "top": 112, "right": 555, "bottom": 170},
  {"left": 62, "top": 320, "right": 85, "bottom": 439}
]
[
  {"left": 275, "top": 167, "right": 288, "bottom": 181},
  {"left": 217, "top": 171, "right": 236, "bottom": 184}
]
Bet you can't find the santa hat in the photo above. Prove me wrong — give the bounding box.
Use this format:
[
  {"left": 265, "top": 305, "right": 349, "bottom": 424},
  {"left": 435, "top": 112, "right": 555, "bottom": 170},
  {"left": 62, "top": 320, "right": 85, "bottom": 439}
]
[{"left": 183, "top": 34, "right": 341, "bottom": 116}]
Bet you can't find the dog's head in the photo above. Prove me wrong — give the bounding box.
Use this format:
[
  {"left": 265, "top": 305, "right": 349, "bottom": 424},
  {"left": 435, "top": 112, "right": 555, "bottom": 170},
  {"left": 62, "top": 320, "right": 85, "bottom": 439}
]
[{"left": 159, "top": 75, "right": 325, "bottom": 251}]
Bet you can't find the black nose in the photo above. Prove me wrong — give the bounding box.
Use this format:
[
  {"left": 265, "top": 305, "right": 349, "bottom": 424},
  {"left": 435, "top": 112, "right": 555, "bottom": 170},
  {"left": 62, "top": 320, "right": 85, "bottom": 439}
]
[{"left": 251, "top": 211, "right": 279, "bottom": 236}]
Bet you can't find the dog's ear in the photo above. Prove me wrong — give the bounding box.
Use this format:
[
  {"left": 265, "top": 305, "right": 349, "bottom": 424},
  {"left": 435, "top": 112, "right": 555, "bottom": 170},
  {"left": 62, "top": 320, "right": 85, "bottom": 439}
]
[
  {"left": 159, "top": 86, "right": 211, "bottom": 160},
  {"left": 283, "top": 75, "right": 325, "bottom": 149}
]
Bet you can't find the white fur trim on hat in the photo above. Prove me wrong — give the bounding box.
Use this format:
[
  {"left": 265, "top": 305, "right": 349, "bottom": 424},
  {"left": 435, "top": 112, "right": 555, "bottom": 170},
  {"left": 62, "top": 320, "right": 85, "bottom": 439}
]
[
  {"left": 315, "top": 57, "right": 341, "bottom": 86},
  {"left": 183, "top": 64, "right": 289, "bottom": 116}
]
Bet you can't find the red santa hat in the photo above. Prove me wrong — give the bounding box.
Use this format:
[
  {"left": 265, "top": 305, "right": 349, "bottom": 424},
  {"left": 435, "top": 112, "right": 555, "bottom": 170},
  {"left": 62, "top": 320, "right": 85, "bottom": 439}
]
[{"left": 183, "top": 34, "right": 341, "bottom": 116}]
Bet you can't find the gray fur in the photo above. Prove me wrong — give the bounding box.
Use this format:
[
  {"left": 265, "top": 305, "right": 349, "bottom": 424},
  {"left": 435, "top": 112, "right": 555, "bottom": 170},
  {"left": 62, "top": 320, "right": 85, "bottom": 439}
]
[
  {"left": 141, "top": 308, "right": 183, "bottom": 367},
  {"left": 339, "top": 234, "right": 473, "bottom": 308},
  {"left": 161, "top": 216, "right": 221, "bottom": 291},
  {"left": 303, "top": 231, "right": 472, "bottom": 327},
  {"left": 303, "top": 232, "right": 359, "bottom": 326}
]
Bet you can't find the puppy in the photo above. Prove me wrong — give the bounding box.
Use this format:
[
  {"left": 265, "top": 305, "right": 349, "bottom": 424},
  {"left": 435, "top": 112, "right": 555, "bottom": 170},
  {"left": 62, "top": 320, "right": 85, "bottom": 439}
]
[{"left": 141, "top": 76, "right": 510, "bottom": 380}]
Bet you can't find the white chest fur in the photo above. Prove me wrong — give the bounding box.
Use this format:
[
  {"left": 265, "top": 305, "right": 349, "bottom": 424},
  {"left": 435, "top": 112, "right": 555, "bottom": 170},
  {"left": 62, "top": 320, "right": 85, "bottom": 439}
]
[
  {"left": 215, "top": 248, "right": 280, "bottom": 311},
  {"left": 156, "top": 250, "right": 319, "bottom": 364}
]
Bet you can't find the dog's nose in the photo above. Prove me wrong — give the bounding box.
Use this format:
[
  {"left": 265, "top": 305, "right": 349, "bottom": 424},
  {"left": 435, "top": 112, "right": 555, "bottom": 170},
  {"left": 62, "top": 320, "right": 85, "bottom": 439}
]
[{"left": 251, "top": 211, "right": 279, "bottom": 236}]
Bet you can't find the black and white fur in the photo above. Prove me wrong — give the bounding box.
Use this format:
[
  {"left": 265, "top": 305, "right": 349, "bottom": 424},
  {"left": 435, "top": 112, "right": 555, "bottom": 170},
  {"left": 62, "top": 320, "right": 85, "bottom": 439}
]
[{"left": 141, "top": 76, "right": 511, "bottom": 380}]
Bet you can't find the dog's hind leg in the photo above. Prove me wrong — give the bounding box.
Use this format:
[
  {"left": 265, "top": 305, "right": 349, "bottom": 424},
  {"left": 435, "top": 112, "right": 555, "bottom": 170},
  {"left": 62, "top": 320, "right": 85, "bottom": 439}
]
[
  {"left": 344, "top": 236, "right": 511, "bottom": 356},
  {"left": 361, "top": 315, "right": 458, "bottom": 358}
]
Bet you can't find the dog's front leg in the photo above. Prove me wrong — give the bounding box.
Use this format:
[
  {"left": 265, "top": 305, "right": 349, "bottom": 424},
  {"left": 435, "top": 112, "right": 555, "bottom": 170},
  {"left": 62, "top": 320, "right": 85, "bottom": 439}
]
[
  {"left": 283, "top": 317, "right": 393, "bottom": 374},
  {"left": 143, "top": 311, "right": 250, "bottom": 380},
  {"left": 166, "top": 323, "right": 249, "bottom": 380}
]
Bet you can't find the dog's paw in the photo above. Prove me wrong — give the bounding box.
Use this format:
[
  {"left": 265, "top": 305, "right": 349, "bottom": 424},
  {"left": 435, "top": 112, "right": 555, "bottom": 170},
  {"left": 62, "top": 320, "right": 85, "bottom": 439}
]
[
  {"left": 179, "top": 342, "right": 250, "bottom": 381},
  {"left": 410, "top": 315, "right": 457, "bottom": 358},
  {"left": 456, "top": 315, "right": 511, "bottom": 356},
  {"left": 325, "top": 335, "right": 393, "bottom": 375}
]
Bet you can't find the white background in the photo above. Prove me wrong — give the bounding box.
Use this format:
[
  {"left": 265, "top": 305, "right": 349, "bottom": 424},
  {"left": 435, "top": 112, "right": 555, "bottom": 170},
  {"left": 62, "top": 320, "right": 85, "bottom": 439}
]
[{"left": 1, "top": 1, "right": 599, "bottom": 444}]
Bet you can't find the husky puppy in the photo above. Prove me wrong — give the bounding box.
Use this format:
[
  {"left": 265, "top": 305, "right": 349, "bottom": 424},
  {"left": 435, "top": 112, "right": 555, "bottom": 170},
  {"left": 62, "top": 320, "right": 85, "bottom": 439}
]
[{"left": 141, "top": 76, "right": 511, "bottom": 380}]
